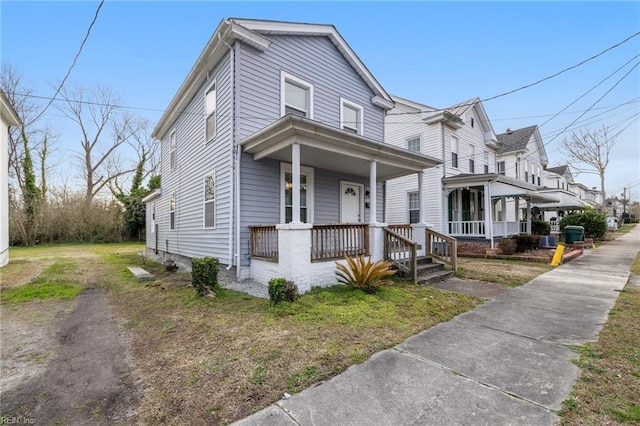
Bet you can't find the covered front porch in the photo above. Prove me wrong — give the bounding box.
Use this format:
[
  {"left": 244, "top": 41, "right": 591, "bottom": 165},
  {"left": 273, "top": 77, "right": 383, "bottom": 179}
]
[
  {"left": 442, "top": 174, "right": 558, "bottom": 245},
  {"left": 534, "top": 189, "right": 590, "bottom": 234},
  {"left": 240, "top": 115, "right": 442, "bottom": 291}
]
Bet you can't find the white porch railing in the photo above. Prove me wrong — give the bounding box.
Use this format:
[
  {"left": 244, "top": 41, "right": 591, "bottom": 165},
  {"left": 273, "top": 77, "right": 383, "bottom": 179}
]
[
  {"left": 520, "top": 221, "right": 528, "bottom": 233},
  {"left": 492, "top": 221, "right": 520, "bottom": 237},
  {"left": 448, "top": 221, "right": 486, "bottom": 237},
  {"left": 549, "top": 220, "right": 559, "bottom": 233}
]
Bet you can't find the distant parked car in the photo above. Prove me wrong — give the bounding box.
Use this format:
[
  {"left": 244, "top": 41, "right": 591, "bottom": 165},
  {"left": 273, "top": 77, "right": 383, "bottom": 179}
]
[{"left": 607, "top": 216, "right": 618, "bottom": 231}]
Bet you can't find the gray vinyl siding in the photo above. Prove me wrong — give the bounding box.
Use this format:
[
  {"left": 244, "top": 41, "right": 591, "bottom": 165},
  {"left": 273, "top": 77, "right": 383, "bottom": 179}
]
[
  {"left": 151, "top": 52, "right": 233, "bottom": 264},
  {"left": 236, "top": 35, "right": 385, "bottom": 142}
]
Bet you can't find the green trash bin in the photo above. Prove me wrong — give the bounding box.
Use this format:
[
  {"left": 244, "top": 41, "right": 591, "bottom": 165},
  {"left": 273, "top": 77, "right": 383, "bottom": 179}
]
[{"left": 564, "top": 225, "right": 585, "bottom": 244}]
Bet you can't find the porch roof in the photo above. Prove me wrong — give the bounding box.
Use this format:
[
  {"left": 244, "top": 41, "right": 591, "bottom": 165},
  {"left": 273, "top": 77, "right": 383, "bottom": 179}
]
[
  {"left": 533, "top": 189, "right": 590, "bottom": 210},
  {"left": 442, "top": 173, "right": 559, "bottom": 204},
  {"left": 239, "top": 114, "right": 442, "bottom": 181}
]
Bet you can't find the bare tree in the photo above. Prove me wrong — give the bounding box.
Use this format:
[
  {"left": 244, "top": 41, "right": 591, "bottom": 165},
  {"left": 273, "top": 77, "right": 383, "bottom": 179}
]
[
  {"left": 56, "top": 83, "right": 151, "bottom": 203},
  {"left": 560, "top": 125, "right": 615, "bottom": 210}
]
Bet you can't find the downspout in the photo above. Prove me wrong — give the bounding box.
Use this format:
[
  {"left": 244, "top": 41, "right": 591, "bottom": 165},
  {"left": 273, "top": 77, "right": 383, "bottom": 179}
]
[{"left": 219, "top": 29, "right": 236, "bottom": 272}]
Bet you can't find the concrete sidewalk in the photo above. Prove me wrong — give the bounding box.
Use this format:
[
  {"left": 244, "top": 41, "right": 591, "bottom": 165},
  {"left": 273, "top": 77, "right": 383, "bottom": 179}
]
[{"left": 235, "top": 227, "right": 640, "bottom": 425}]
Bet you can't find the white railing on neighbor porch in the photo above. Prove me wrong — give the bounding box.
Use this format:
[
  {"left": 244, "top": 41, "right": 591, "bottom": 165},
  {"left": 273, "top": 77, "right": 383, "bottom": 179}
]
[
  {"left": 492, "top": 221, "right": 520, "bottom": 237},
  {"left": 520, "top": 221, "right": 528, "bottom": 233},
  {"left": 448, "top": 221, "right": 486, "bottom": 237},
  {"left": 549, "top": 219, "right": 559, "bottom": 233}
]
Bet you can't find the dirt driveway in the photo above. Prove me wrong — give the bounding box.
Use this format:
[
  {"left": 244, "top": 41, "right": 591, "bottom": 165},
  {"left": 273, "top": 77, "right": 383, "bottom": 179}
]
[{"left": 1, "top": 251, "right": 141, "bottom": 425}]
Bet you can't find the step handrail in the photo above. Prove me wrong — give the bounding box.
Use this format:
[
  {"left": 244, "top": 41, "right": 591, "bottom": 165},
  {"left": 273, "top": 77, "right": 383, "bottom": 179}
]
[
  {"left": 383, "top": 227, "right": 418, "bottom": 283},
  {"left": 425, "top": 228, "right": 458, "bottom": 272}
]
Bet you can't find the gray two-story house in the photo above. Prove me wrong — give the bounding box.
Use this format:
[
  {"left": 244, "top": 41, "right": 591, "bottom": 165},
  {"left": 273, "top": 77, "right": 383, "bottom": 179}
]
[{"left": 144, "top": 19, "right": 441, "bottom": 291}]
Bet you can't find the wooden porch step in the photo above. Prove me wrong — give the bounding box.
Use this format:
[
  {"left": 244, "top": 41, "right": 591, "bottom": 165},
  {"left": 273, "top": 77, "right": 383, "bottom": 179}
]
[
  {"left": 416, "top": 269, "right": 455, "bottom": 285},
  {"left": 416, "top": 262, "right": 444, "bottom": 275},
  {"left": 416, "top": 256, "right": 433, "bottom": 265}
]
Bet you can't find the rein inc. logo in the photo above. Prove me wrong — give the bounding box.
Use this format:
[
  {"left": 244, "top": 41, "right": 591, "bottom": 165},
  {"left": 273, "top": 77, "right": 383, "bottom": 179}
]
[{"left": 0, "top": 416, "right": 35, "bottom": 425}]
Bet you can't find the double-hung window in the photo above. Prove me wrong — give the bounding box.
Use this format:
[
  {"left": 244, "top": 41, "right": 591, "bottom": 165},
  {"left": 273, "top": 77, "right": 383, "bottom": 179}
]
[
  {"left": 484, "top": 151, "right": 489, "bottom": 174},
  {"left": 408, "top": 192, "right": 420, "bottom": 224},
  {"left": 451, "top": 136, "right": 459, "bottom": 168},
  {"left": 281, "top": 72, "right": 313, "bottom": 118},
  {"left": 203, "top": 174, "right": 215, "bottom": 228},
  {"left": 469, "top": 145, "right": 475, "bottom": 173},
  {"left": 205, "top": 83, "right": 216, "bottom": 142},
  {"left": 170, "top": 130, "right": 177, "bottom": 169},
  {"left": 406, "top": 136, "right": 421, "bottom": 153},
  {"left": 340, "top": 98, "right": 363, "bottom": 134},
  {"left": 170, "top": 192, "right": 176, "bottom": 230},
  {"left": 497, "top": 161, "right": 506, "bottom": 176}
]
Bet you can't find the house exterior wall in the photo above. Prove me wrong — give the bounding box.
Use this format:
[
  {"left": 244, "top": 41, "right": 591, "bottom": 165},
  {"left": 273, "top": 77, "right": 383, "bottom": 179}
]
[
  {"left": 152, "top": 52, "right": 234, "bottom": 265},
  {"left": 0, "top": 119, "right": 9, "bottom": 267}
]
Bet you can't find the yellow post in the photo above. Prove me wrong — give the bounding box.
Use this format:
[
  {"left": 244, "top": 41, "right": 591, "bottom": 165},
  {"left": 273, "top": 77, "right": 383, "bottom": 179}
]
[{"left": 550, "top": 243, "right": 565, "bottom": 266}]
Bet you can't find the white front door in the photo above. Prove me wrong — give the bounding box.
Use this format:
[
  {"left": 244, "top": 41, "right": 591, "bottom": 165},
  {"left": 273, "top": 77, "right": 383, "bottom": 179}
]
[{"left": 341, "top": 182, "right": 363, "bottom": 223}]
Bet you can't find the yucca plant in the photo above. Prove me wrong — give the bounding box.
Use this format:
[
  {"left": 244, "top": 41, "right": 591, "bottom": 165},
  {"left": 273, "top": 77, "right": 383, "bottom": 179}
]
[{"left": 335, "top": 255, "right": 396, "bottom": 294}]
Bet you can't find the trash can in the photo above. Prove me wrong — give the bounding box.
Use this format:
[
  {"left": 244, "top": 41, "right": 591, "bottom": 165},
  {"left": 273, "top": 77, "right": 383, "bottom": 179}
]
[{"left": 564, "top": 225, "right": 585, "bottom": 244}]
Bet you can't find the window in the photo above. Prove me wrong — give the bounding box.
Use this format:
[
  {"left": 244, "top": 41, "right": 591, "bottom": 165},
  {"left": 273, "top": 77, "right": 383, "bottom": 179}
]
[
  {"left": 484, "top": 151, "right": 489, "bottom": 174},
  {"left": 525, "top": 162, "right": 529, "bottom": 182},
  {"left": 538, "top": 176, "right": 541, "bottom": 186},
  {"left": 408, "top": 192, "right": 420, "bottom": 224},
  {"left": 470, "top": 117, "right": 475, "bottom": 128},
  {"left": 280, "top": 164, "right": 314, "bottom": 223},
  {"left": 340, "top": 98, "right": 363, "bottom": 134},
  {"left": 281, "top": 71, "right": 313, "bottom": 118},
  {"left": 170, "top": 130, "right": 176, "bottom": 169},
  {"left": 205, "top": 83, "right": 216, "bottom": 142},
  {"left": 451, "top": 136, "right": 459, "bottom": 168},
  {"left": 170, "top": 192, "right": 176, "bottom": 230},
  {"left": 469, "top": 145, "right": 475, "bottom": 173},
  {"left": 497, "top": 161, "right": 506, "bottom": 175},
  {"left": 203, "top": 174, "right": 215, "bottom": 228},
  {"left": 406, "top": 136, "right": 421, "bottom": 153}
]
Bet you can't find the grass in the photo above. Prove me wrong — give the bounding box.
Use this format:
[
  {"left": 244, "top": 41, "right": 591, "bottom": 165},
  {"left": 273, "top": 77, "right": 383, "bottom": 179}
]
[
  {"left": 95, "top": 249, "right": 482, "bottom": 424},
  {"left": 0, "top": 259, "right": 83, "bottom": 302},
  {"left": 455, "top": 257, "right": 553, "bottom": 287},
  {"left": 558, "top": 251, "right": 640, "bottom": 425}
]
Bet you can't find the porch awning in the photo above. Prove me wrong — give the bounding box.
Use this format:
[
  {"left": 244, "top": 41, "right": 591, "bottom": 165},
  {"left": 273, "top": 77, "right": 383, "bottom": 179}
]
[
  {"left": 239, "top": 115, "right": 442, "bottom": 181},
  {"left": 442, "top": 173, "right": 559, "bottom": 204},
  {"left": 533, "top": 189, "right": 590, "bottom": 210}
]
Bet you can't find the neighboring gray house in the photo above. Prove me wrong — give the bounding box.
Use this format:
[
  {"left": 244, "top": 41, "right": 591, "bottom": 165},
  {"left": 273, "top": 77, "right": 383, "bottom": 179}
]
[
  {"left": 144, "top": 19, "right": 441, "bottom": 291},
  {"left": 1, "top": 90, "right": 21, "bottom": 268}
]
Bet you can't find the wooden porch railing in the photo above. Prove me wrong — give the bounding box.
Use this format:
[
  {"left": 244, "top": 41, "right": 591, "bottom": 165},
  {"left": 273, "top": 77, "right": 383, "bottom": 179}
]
[
  {"left": 387, "top": 224, "right": 413, "bottom": 240},
  {"left": 311, "top": 224, "right": 369, "bottom": 261},
  {"left": 249, "top": 225, "right": 278, "bottom": 261},
  {"left": 425, "top": 228, "right": 457, "bottom": 272},
  {"left": 383, "top": 227, "right": 417, "bottom": 283}
]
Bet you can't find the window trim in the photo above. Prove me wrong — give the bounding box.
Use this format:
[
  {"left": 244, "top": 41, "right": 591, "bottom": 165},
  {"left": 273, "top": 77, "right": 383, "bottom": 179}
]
[
  {"left": 170, "top": 129, "right": 177, "bottom": 170},
  {"left": 205, "top": 80, "right": 217, "bottom": 143},
  {"left": 469, "top": 145, "right": 475, "bottom": 173},
  {"left": 280, "top": 71, "right": 314, "bottom": 119},
  {"left": 203, "top": 171, "right": 216, "bottom": 229},
  {"left": 407, "top": 191, "right": 420, "bottom": 224},
  {"left": 497, "top": 161, "right": 506, "bottom": 176},
  {"left": 170, "top": 192, "right": 176, "bottom": 231},
  {"left": 340, "top": 97, "right": 364, "bottom": 135},
  {"left": 405, "top": 135, "right": 421, "bottom": 153},
  {"left": 451, "top": 136, "right": 459, "bottom": 169},
  {"left": 280, "top": 163, "right": 315, "bottom": 224}
]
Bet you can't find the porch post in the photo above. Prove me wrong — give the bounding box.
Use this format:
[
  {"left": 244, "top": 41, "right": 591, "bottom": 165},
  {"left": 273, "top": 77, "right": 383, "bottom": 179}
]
[
  {"left": 369, "top": 160, "right": 377, "bottom": 225},
  {"left": 515, "top": 197, "right": 520, "bottom": 233},
  {"left": 291, "top": 143, "right": 301, "bottom": 224},
  {"left": 418, "top": 171, "right": 425, "bottom": 224},
  {"left": 484, "top": 183, "right": 494, "bottom": 248},
  {"left": 526, "top": 198, "right": 532, "bottom": 234},
  {"left": 502, "top": 198, "right": 507, "bottom": 237}
]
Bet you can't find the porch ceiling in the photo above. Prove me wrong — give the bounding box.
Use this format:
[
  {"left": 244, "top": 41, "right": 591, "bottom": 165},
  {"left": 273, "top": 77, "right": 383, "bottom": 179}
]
[
  {"left": 239, "top": 115, "right": 442, "bottom": 181},
  {"left": 442, "top": 173, "right": 559, "bottom": 204}
]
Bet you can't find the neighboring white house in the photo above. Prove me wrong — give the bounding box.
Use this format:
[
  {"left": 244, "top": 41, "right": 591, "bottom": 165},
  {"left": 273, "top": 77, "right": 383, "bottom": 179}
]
[
  {"left": 1, "top": 90, "right": 22, "bottom": 267},
  {"left": 144, "top": 19, "right": 442, "bottom": 291},
  {"left": 385, "top": 98, "right": 556, "bottom": 247}
]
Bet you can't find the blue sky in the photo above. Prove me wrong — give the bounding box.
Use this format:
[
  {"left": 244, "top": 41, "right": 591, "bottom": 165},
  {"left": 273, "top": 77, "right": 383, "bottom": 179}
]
[{"left": 2, "top": 1, "right": 639, "bottom": 199}]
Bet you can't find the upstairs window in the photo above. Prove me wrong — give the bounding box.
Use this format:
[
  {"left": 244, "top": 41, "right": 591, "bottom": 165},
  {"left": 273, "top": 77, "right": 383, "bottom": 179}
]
[
  {"left": 469, "top": 145, "right": 475, "bottom": 173},
  {"left": 170, "top": 130, "right": 176, "bottom": 169},
  {"left": 524, "top": 162, "right": 529, "bottom": 182},
  {"left": 281, "top": 71, "right": 313, "bottom": 118},
  {"left": 406, "top": 136, "right": 421, "bottom": 153},
  {"left": 170, "top": 192, "right": 176, "bottom": 230},
  {"left": 204, "top": 174, "right": 215, "bottom": 228},
  {"left": 206, "top": 83, "right": 216, "bottom": 142},
  {"left": 451, "top": 136, "right": 459, "bottom": 168},
  {"left": 408, "top": 192, "right": 420, "bottom": 224},
  {"left": 497, "top": 161, "right": 506, "bottom": 176},
  {"left": 484, "top": 151, "right": 489, "bottom": 174},
  {"left": 340, "top": 98, "right": 363, "bottom": 135}
]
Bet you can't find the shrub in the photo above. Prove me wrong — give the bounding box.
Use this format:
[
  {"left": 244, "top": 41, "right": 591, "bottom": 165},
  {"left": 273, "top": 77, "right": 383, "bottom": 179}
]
[
  {"left": 559, "top": 210, "right": 607, "bottom": 239},
  {"left": 512, "top": 235, "right": 536, "bottom": 253},
  {"left": 335, "top": 255, "right": 396, "bottom": 294},
  {"left": 531, "top": 218, "right": 551, "bottom": 235},
  {"left": 498, "top": 238, "right": 516, "bottom": 255},
  {"left": 268, "top": 278, "right": 299, "bottom": 304},
  {"left": 191, "top": 257, "right": 219, "bottom": 297}
]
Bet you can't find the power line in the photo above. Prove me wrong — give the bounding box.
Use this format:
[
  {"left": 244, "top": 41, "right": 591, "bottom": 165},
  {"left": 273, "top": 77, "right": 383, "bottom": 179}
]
[
  {"left": 491, "top": 98, "right": 640, "bottom": 121},
  {"left": 29, "top": 0, "right": 105, "bottom": 125}
]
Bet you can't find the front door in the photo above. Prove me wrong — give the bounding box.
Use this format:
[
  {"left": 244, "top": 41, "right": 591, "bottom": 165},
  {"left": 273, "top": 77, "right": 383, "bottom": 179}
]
[{"left": 340, "top": 182, "right": 362, "bottom": 223}]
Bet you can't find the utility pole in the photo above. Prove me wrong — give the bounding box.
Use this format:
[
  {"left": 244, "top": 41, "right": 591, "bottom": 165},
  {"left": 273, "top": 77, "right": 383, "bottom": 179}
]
[{"left": 622, "top": 187, "right": 628, "bottom": 214}]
